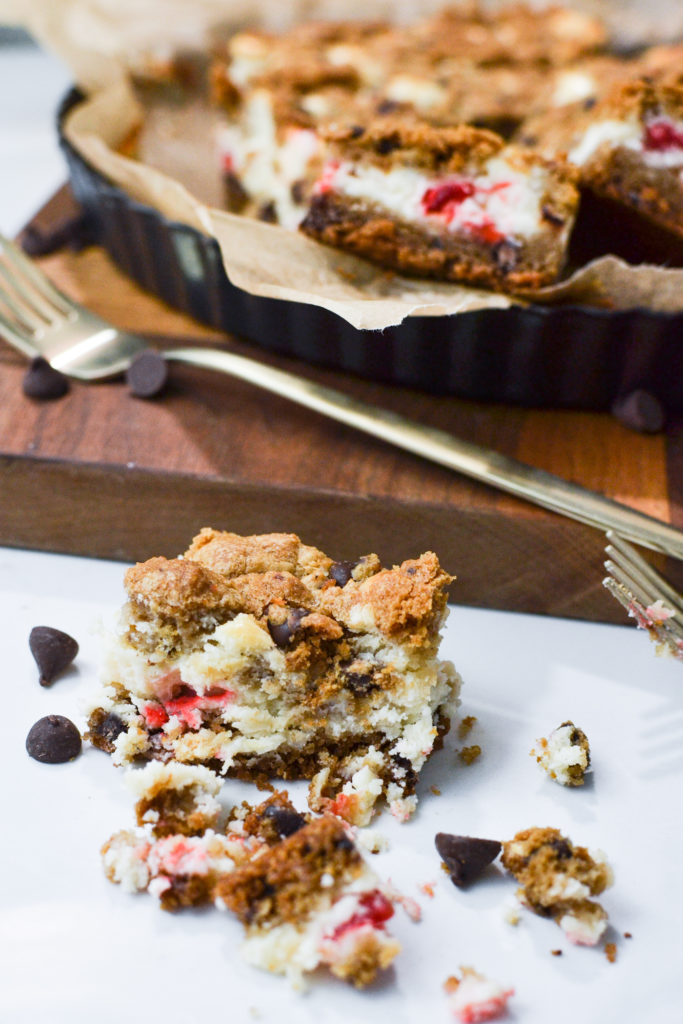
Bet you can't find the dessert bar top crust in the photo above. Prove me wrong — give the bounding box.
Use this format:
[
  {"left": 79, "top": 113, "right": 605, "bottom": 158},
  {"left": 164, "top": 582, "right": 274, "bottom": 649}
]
[{"left": 124, "top": 530, "right": 452, "bottom": 643}]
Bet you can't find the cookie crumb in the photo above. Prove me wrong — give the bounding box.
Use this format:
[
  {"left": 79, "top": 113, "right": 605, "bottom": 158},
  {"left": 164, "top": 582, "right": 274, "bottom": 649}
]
[
  {"left": 551, "top": 949, "right": 563, "bottom": 956},
  {"left": 420, "top": 882, "right": 435, "bottom": 898},
  {"left": 503, "top": 902, "right": 521, "bottom": 926},
  {"left": 531, "top": 721, "right": 590, "bottom": 786},
  {"left": 458, "top": 715, "right": 477, "bottom": 739},
  {"left": 459, "top": 745, "right": 481, "bottom": 765},
  {"left": 623, "top": 931, "right": 632, "bottom": 939},
  {"left": 430, "top": 785, "right": 442, "bottom": 796},
  {"left": 605, "top": 942, "right": 617, "bottom": 963},
  {"left": 444, "top": 966, "right": 514, "bottom": 1022}
]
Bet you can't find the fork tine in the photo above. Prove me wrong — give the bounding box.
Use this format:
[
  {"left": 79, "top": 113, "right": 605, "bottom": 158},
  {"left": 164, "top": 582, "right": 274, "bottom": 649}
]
[
  {"left": 0, "top": 306, "right": 41, "bottom": 360},
  {"left": 0, "top": 234, "right": 74, "bottom": 318},
  {"left": 603, "top": 528, "right": 683, "bottom": 659},
  {"left": 0, "top": 263, "right": 49, "bottom": 334},
  {"left": 605, "top": 530, "right": 683, "bottom": 618},
  {"left": 0, "top": 252, "right": 64, "bottom": 327},
  {"left": 603, "top": 558, "right": 683, "bottom": 644}
]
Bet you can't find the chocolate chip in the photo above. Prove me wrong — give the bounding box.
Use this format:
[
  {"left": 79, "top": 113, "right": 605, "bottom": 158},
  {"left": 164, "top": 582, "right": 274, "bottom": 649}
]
[
  {"left": 334, "top": 833, "right": 355, "bottom": 852},
  {"left": 29, "top": 626, "right": 79, "bottom": 686},
  {"left": 344, "top": 668, "right": 376, "bottom": 695},
  {"left": 223, "top": 170, "right": 249, "bottom": 213},
  {"left": 126, "top": 349, "right": 169, "bottom": 399},
  {"left": 20, "top": 214, "right": 94, "bottom": 257},
  {"left": 263, "top": 805, "right": 307, "bottom": 837},
  {"left": 93, "top": 712, "right": 126, "bottom": 748},
  {"left": 257, "top": 200, "right": 277, "bottom": 223},
  {"left": 267, "top": 607, "right": 308, "bottom": 648},
  {"left": 26, "top": 714, "right": 82, "bottom": 763},
  {"left": 329, "top": 560, "right": 356, "bottom": 586},
  {"left": 22, "top": 357, "right": 69, "bottom": 400},
  {"left": 376, "top": 134, "right": 399, "bottom": 155},
  {"left": 548, "top": 837, "right": 572, "bottom": 859},
  {"left": 583, "top": 96, "right": 597, "bottom": 110},
  {"left": 611, "top": 390, "right": 665, "bottom": 434},
  {"left": 376, "top": 99, "right": 400, "bottom": 115},
  {"left": 435, "top": 833, "right": 501, "bottom": 887},
  {"left": 290, "top": 179, "right": 307, "bottom": 204},
  {"left": 493, "top": 239, "right": 521, "bottom": 274},
  {"left": 541, "top": 205, "right": 565, "bottom": 227},
  {"left": 349, "top": 124, "right": 365, "bottom": 139}
]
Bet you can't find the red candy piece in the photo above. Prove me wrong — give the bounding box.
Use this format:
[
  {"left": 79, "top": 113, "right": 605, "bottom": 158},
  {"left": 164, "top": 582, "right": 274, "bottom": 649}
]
[
  {"left": 422, "top": 181, "right": 475, "bottom": 214},
  {"left": 644, "top": 120, "right": 683, "bottom": 151},
  {"left": 330, "top": 889, "right": 394, "bottom": 940}
]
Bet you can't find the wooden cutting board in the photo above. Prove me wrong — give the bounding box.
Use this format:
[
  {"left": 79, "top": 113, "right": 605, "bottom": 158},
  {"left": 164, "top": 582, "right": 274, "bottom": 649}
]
[{"left": 2, "top": 187, "right": 682, "bottom": 623}]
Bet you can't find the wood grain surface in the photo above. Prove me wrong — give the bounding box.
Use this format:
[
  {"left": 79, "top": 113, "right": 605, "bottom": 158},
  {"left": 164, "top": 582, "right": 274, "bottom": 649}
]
[{"left": 2, "top": 187, "right": 682, "bottom": 623}]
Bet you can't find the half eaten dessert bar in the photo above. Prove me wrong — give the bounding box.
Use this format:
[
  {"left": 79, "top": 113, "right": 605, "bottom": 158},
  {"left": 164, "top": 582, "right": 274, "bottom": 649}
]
[
  {"left": 102, "top": 766, "right": 401, "bottom": 988},
  {"left": 300, "top": 119, "right": 579, "bottom": 291},
  {"left": 86, "top": 529, "right": 460, "bottom": 825}
]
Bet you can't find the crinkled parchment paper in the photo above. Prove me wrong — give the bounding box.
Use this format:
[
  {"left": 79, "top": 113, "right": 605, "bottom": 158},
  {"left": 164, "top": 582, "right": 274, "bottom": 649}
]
[{"left": 4, "top": 0, "right": 683, "bottom": 330}]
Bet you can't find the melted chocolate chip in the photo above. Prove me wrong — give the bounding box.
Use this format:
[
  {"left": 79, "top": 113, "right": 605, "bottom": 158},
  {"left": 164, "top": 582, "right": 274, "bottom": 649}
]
[
  {"left": 548, "top": 837, "right": 572, "bottom": 859},
  {"left": 257, "top": 200, "right": 277, "bottom": 223},
  {"left": 376, "top": 98, "right": 400, "bottom": 115},
  {"left": 267, "top": 608, "right": 308, "bottom": 648},
  {"left": 493, "top": 239, "right": 521, "bottom": 275},
  {"left": 333, "top": 834, "right": 355, "bottom": 852},
  {"left": 290, "top": 178, "right": 307, "bottom": 204},
  {"left": 541, "top": 205, "right": 565, "bottom": 227},
  {"left": 22, "top": 357, "right": 69, "bottom": 400},
  {"left": 223, "top": 170, "right": 249, "bottom": 213},
  {"left": 349, "top": 124, "right": 365, "bottom": 139},
  {"left": 376, "top": 134, "right": 399, "bottom": 155},
  {"left": 611, "top": 390, "right": 665, "bottom": 434},
  {"left": 329, "top": 560, "right": 356, "bottom": 586},
  {"left": 93, "top": 712, "right": 126, "bottom": 748},
  {"left": 344, "top": 668, "right": 376, "bottom": 695},
  {"left": 262, "top": 804, "right": 307, "bottom": 838},
  {"left": 583, "top": 96, "right": 597, "bottom": 110},
  {"left": 26, "top": 714, "right": 82, "bottom": 763},
  {"left": 435, "top": 833, "right": 501, "bottom": 887},
  {"left": 126, "top": 349, "right": 169, "bottom": 399},
  {"left": 29, "top": 626, "right": 79, "bottom": 687}
]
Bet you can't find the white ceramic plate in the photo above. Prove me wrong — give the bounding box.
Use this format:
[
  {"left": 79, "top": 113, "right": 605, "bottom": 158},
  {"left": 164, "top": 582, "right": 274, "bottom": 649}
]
[{"left": 2, "top": 546, "right": 682, "bottom": 1024}]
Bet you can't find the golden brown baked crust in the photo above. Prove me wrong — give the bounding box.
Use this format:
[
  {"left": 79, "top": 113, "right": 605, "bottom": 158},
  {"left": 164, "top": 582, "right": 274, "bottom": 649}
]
[{"left": 322, "top": 119, "right": 504, "bottom": 173}]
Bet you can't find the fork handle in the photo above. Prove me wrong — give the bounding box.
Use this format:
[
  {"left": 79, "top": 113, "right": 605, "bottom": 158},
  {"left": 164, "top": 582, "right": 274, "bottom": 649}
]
[{"left": 167, "top": 346, "right": 683, "bottom": 561}]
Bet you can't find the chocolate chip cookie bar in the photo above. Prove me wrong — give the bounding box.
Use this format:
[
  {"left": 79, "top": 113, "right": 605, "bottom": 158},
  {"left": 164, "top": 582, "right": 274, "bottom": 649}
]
[
  {"left": 300, "top": 119, "right": 579, "bottom": 291},
  {"left": 86, "top": 529, "right": 460, "bottom": 826},
  {"left": 525, "top": 77, "right": 683, "bottom": 248},
  {"left": 103, "top": 774, "right": 400, "bottom": 987}
]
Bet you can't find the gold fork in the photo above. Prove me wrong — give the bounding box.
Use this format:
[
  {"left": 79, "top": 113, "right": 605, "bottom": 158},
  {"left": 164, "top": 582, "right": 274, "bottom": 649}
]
[
  {"left": 604, "top": 531, "right": 683, "bottom": 661},
  {"left": 2, "top": 230, "right": 683, "bottom": 561}
]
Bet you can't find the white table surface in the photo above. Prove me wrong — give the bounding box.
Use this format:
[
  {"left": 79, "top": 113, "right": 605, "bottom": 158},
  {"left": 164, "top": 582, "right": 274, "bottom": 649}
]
[{"left": 1, "top": 39, "right": 682, "bottom": 1024}]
